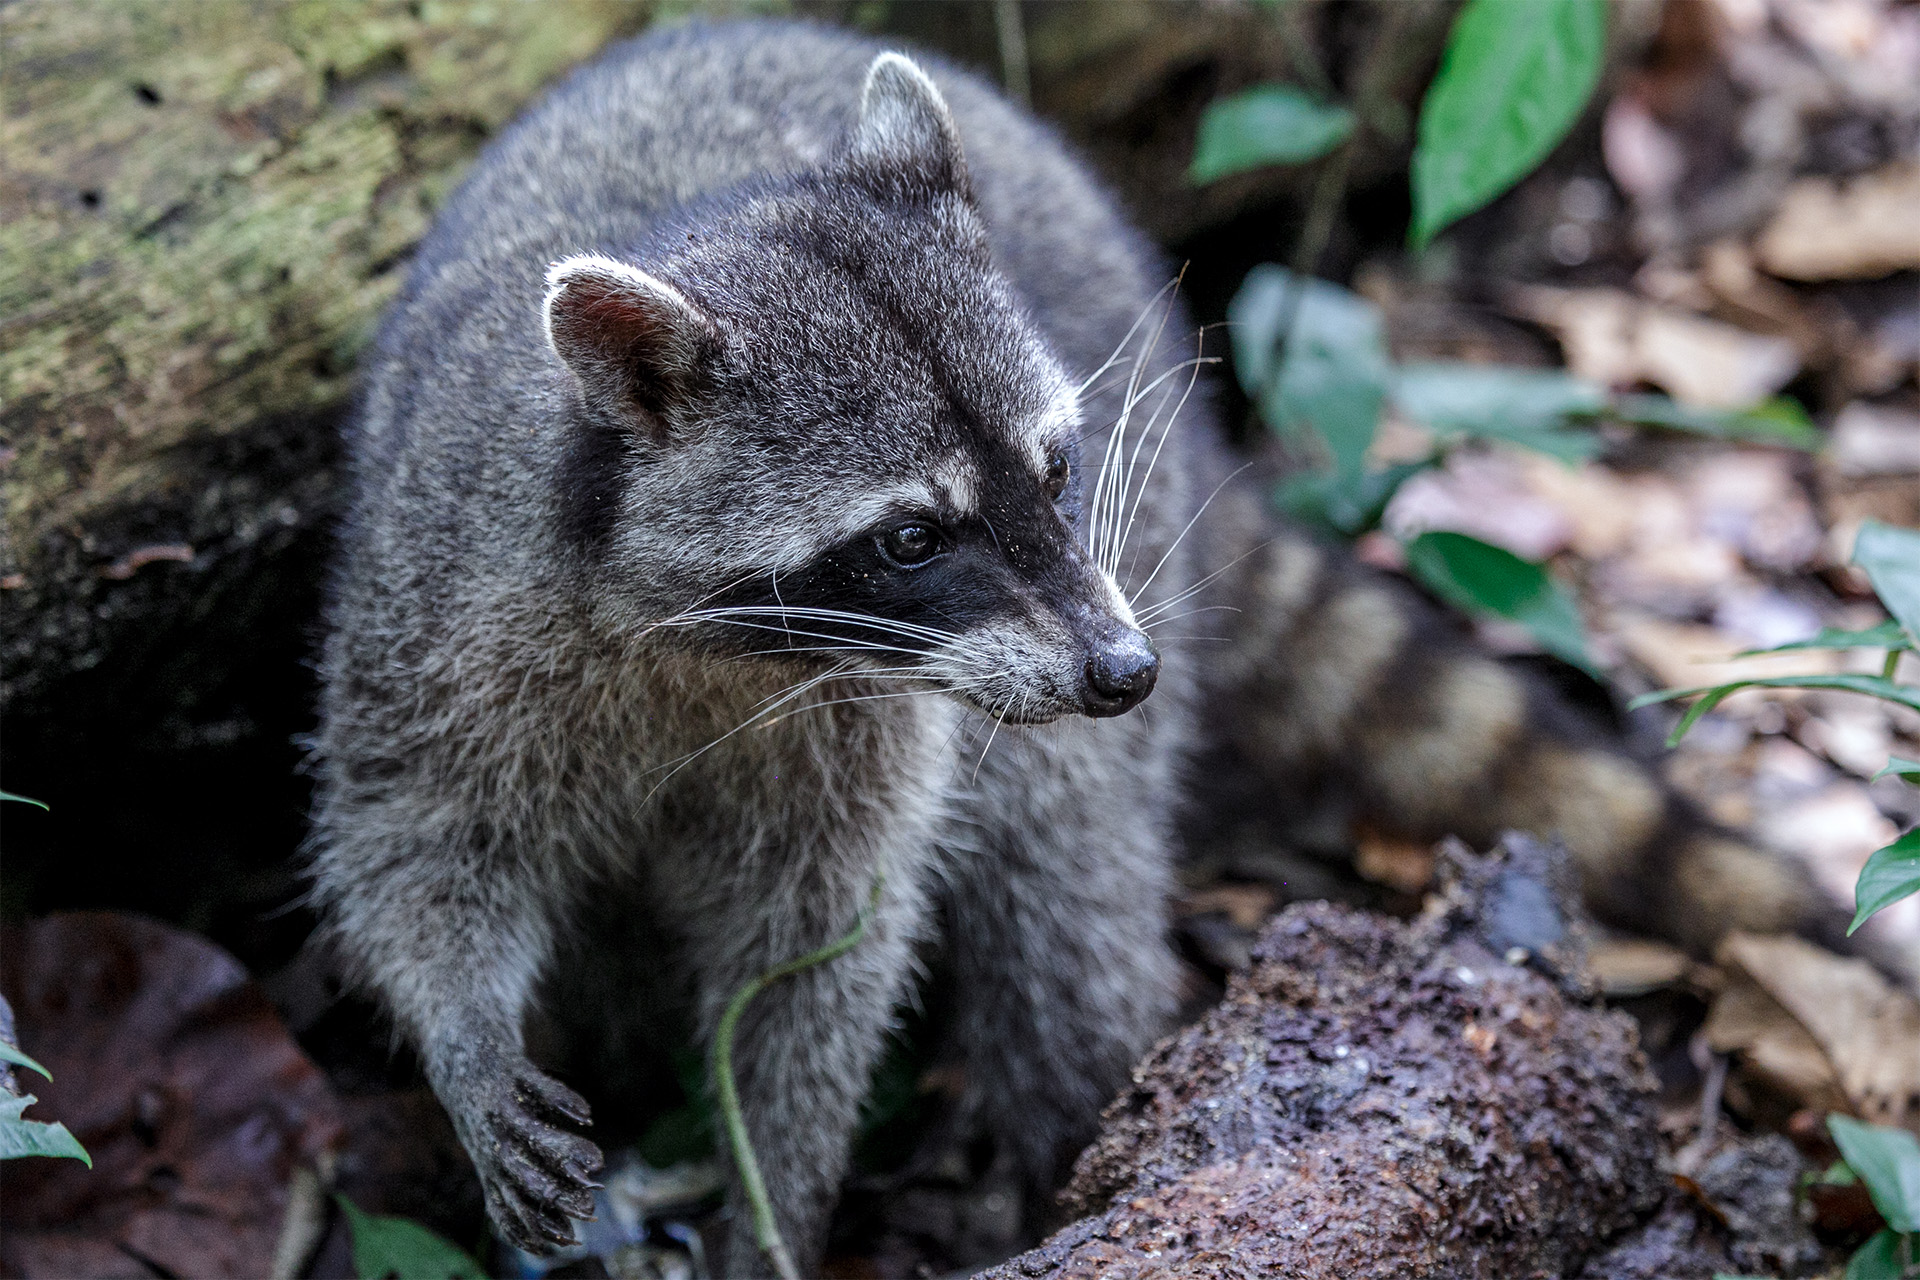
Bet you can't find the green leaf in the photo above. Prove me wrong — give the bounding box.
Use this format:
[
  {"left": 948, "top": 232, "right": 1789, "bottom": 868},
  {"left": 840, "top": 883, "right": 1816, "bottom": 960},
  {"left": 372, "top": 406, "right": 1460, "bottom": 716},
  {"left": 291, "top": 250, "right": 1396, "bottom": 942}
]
[
  {"left": 1828, "top": 1115, "right": 1920, "bottom": 1234},
  {"left": 1874, "top": 756, "right": 1920, "bottom": 783},
  {"left": 1411, "top": 0, "right": 1607, "bottom": 247},
  {"left": 1854, "top": 521, "right": 1920, "bottom": 647},
  {"left": 1845, "top": 1228, "right": 1915, "bottom": 1280},
  {"left": 0, "top": 1094, "right": 91, "bottom": 1166},
  {"left": 0, "top": 1040, "right": 53, "bottom": 1081},
  {"left": 1609, "top": 393, "right": 1823, "bottom": 450},
  {"left": 1228, "top": 266, "right": 1388, "bottom": 478},
  {"left": 1739, "top": 621, "right": 1914, "bottom": 655},
  {"left": 0, "top": 790, "right": 48, "bottom": 811},
  {"left": 1403, "top": 531, "right": 1594, "bottom": 672},
  {"left": 336, "top": 1196, "right": 487, "bottom": 1280},
  {"left": 1276, "top": 460, "right": 1433, "bottom": 537},
  {"left": 1631, "top": 674, "right": 1920, "bottom": 746},
  {"left": 1190, "top": 85, "right": 1354, "bottom": 184},
  {"left": 1850, "top": 828, "right": 1920, "bottom": 936},
  {"left": 1392, "top": 362, "right": 1606, "bottom": 462}
]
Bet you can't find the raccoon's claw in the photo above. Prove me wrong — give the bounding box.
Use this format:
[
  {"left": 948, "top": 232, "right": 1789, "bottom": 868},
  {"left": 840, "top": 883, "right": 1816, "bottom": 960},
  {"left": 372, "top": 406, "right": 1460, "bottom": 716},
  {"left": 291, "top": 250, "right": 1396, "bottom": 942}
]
[{"left": 472, "top": 1064, "right": 603, "bottom": 1254}]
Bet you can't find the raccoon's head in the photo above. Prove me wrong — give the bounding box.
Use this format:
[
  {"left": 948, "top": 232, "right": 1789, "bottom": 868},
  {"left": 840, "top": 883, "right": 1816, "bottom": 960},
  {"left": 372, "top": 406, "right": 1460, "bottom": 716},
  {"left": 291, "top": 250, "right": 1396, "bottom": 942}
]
[{"left": 542, "top": 52, "right": 1157, "bottom": 724}]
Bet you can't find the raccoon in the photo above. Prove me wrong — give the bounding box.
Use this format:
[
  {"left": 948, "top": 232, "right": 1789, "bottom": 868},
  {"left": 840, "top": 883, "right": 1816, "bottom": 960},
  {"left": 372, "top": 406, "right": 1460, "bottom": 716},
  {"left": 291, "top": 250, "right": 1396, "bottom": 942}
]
[{"left": 309, "top": 18, "right": 1835, "bottom": 1272}]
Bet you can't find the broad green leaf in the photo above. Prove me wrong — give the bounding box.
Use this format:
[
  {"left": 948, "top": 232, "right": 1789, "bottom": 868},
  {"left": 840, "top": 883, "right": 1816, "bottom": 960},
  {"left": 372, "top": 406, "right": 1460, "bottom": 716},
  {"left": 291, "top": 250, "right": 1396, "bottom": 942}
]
[
  {"left": 1854, "top": 521, "right": 1920, "bottom": 647},
  {"left": 0, "top": 790, "right": 48, "bottom": 811},
  {"left": 0, "top": 1041, "right": 52, "bottom": 1080},
  {"left": 1411, "top": 0, "right": 1606, "bottom": 247},
  {"left": 1403, "top": 531, "right": 1593, "bottom": 672},
  {"left": 1276, "top": 460, "right": 1433, "bottom": 537},
  {"left": 1229, "top": 266, "right": 1388, "bottom": 478},
  {"left": 1190, "top": 86, "right": 1354, "bottom": 184},
  {"left": 1844, "top": 1229, "right": 1913, "bottom": 1280},
  {"left": 337, "top": 1196, "right": 486, "bottom": 1280},
  {"left": 1850, "top": 828, "right": 1920, "bottom": 935},
  {"left": 1738, "top": 621, "right": 1914, "bottom": 655},
  {"left": 1632, "top": 674, "right": 1920, "bottom": 745},
  {"left": 1828, "top": 1115, "right": 1920, "bottom": 1234},
  {"left": 1610, "top": 394, "right": 1822, "bottom": 451},
  {"left": 0, "top": 1094, "right": 91, "bottom": 1166},
  {"left": 1874, "top": 757, "right": 1920, "bottom": 782},
  {"left": 1392, "top": 362, "right": 1605, "bottom": 462}
]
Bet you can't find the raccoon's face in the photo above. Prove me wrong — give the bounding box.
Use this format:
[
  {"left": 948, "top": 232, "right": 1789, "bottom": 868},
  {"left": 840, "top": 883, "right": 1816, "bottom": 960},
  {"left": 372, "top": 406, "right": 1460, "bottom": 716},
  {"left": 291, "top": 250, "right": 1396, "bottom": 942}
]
[{"left": 542, "top": 53, "right": 1157, "bottom": 724}]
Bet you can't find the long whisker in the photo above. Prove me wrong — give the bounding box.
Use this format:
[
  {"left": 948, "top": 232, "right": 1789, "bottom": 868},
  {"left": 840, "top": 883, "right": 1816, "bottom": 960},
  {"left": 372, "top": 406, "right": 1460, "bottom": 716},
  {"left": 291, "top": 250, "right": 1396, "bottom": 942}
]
[
  {"left": 1127, "top": 462, "right": 1256, "bottom": 606},
  {"left": 1075, "top": 276, "right": 1183, "bottom": 395},
  {"left": 1116, "top": 341, "right": 1215, "bottom": 583},
  {"left": 1140, "top": 605, "right": 1240, "bottom": 630},
  {"left": 1133, "top": 538, "right": 1273, "bottom": 626}
]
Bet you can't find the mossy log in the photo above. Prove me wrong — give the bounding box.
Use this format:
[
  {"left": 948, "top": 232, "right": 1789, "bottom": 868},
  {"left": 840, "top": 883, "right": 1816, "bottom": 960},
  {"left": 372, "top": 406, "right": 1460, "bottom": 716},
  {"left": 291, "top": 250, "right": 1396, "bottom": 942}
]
[{"left": 0, "top": 0, "right": 665, "bottom": 709}]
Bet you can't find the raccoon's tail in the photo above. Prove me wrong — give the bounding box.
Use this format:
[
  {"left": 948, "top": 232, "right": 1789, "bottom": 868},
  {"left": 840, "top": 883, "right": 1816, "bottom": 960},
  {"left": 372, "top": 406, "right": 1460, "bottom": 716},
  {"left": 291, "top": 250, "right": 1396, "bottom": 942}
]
[{"left": 1190, "top": 512, "right": 1841, "bottom": 956}]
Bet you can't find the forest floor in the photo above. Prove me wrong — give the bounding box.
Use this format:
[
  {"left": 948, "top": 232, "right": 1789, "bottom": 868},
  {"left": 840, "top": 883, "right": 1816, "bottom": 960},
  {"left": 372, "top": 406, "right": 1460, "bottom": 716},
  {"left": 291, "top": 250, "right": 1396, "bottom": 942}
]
[{"left": 3, "top": 1, "right": 1917, "bottom": 1278}]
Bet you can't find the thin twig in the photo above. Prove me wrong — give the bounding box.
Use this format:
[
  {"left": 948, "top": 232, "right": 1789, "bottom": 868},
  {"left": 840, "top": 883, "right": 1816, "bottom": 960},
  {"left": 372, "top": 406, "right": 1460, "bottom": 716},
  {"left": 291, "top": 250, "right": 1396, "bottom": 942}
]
[{"left": 711, "top": 874, "right": 886, "bottom": 1280}]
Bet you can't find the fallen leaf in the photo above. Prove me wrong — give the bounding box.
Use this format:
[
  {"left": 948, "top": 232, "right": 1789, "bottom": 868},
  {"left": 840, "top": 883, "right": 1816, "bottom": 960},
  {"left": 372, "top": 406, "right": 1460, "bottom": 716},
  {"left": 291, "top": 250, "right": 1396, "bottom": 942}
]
[
  {"left": 1756, "top": 163, "right": 1920, "bottom": 281},
  {"left": 1830, "top": 402, "right": 1920, "bottom": 478},
  {"left": 1718, "top": 932, "right": 1920, "bottom": 1132},
  {"left": 1511, "top": 286, "right": 1800, "bottom": 410},
  {"left": 0, "top": 914, "right": 346, "bottom": 1279},
  {"left": 1589, "top": 939, "right": 1693, "bottom": 997},
  {"left": 1353, "top": 829, "right": 1437, "bottom": 895},
  {"left": 1177, "top": 884, "right": 1280, "bottom": 932}
]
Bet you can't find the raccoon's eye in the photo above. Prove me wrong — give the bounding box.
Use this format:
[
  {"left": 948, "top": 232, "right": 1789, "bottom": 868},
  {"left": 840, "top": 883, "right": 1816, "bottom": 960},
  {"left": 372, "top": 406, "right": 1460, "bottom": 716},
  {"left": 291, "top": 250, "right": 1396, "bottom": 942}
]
[
  {"left": 878, "top": 522, "right": 943, "bottom": 568},
  {"left": 1044, "top": 449, "right": 1070, "bottom": 502}
]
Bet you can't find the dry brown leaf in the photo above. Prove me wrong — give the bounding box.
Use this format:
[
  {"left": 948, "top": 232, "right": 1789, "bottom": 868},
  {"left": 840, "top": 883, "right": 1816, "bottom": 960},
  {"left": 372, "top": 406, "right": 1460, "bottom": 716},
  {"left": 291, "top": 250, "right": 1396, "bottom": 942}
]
[
  {"left": 1830, "top": 402, "right": 1920, "bottom": 477},
  {"left": 1589, "top": 939, "right": 1693, "bottom": 997},
  {"left": 1177, "top": 884, "right": 1279, "bottom": 932},
  {"left": 1511, "top": 286, "right": 1800, "bottom": 410},
  {"left": 1756, "top": 163, "right": 1920, "bottom": 281},
  {"left": 1704, "top": 969, "right": 1851, "bottom": 1115},
  {"left": 1718, "top": 932, "right": 1920, "bottom": 1132},
  {"left": 1353, "top": 829, "right": 1437, "bottom": 895}
]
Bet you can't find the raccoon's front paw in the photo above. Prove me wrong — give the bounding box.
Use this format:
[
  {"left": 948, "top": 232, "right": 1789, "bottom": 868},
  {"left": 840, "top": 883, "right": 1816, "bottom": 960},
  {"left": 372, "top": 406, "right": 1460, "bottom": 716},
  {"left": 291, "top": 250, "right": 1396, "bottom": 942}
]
[{"left": 470, "top": 1064, "right": 603, "bottom": 1252}]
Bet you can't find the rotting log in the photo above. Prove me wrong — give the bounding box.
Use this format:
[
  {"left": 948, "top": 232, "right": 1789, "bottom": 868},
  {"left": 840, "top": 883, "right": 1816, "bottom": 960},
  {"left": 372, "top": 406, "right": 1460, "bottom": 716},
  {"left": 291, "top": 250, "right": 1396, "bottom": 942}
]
[
  {"left": 979, "top": 836, "right": 1669, "bottom": 1280},
  {"left": 0, "top": 0, "right": 659, "bottom": 710}
]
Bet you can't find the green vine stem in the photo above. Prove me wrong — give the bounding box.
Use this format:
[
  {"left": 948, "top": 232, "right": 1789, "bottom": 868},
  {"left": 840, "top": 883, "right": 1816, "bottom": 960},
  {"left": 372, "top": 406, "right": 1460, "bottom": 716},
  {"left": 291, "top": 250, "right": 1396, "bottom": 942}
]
[{"left": 711, "top": 873, "right": 884, "bottom": 1280}]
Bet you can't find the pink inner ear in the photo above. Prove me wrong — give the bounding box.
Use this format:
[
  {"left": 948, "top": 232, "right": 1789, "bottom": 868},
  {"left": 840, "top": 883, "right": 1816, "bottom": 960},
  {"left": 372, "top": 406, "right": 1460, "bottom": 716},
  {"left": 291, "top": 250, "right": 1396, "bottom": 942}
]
[{"left": 548, "top": 265, "right": 704, "bottom": 426}]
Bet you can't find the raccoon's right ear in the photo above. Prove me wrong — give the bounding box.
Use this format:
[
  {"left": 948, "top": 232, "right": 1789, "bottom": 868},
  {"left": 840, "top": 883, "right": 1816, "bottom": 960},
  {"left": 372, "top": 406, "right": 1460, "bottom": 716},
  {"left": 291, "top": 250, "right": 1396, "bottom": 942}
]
[{"left": 542, "top": 253, "right": 719, "bottom": 440}]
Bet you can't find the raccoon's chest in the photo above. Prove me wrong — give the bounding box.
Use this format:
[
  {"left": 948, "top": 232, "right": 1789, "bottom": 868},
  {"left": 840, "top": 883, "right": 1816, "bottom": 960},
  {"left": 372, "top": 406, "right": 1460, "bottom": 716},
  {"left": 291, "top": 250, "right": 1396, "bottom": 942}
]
[{"left": 613, "top": 670, "right": 958, "bottom": 870}]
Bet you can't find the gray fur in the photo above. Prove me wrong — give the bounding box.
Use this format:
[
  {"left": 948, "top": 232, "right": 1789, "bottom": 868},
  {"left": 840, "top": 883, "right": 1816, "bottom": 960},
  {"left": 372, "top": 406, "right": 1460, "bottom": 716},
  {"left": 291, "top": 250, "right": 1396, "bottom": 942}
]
[
  {"left": 312, "top": 16, "right": 1818, "bottom": 1274},
  {"left": 311, "top": 20, "right": 1204, "bottom": 1272}
]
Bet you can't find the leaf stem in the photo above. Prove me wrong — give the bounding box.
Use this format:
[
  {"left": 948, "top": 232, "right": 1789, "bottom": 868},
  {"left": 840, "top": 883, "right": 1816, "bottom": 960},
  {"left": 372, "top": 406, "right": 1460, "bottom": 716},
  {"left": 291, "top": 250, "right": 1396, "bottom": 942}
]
[
  {"left": 1885, "top": 648, "right": 1901, "bottom": 681},
  {"left": 711, "top": 873, "right": 884, "bottom": 1280}
]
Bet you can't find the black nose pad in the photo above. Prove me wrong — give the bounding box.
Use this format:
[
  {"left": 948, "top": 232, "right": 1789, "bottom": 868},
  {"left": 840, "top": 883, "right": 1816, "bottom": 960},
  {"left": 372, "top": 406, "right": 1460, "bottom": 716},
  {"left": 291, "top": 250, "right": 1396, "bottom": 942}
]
[{"left": 1083, "top": 633, "right": 1160, "bottom": 717}]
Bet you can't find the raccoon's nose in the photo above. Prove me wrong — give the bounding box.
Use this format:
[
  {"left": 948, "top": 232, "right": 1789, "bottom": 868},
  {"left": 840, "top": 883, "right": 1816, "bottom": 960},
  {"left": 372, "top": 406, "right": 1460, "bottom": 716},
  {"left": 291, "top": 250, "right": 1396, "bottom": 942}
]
[{"left": 1082, "top": 633, "right": 1159, "bottom": 717}]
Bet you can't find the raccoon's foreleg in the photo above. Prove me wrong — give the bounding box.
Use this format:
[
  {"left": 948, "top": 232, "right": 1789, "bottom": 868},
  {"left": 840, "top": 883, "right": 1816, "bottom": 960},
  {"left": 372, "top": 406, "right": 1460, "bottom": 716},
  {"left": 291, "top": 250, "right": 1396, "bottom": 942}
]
[
  {"left": 938, "top": 728, "right": 1181, "bottom": 1215},
  {"left": 1208, "top": 529, "right": 1833, "bottom": 953},
  {"left": 664, "top": 842, "right": 934, "bottom": 1278},
  {"left": 307, "top": 794, "right": 602, "bottom": 1251}
]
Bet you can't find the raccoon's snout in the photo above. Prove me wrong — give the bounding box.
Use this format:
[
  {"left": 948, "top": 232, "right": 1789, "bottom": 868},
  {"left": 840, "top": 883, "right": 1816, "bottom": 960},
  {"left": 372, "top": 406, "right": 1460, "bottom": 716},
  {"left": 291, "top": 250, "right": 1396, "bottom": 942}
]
[{"left": 1081, "top": 631, "right": 1159, "bottom": 717}]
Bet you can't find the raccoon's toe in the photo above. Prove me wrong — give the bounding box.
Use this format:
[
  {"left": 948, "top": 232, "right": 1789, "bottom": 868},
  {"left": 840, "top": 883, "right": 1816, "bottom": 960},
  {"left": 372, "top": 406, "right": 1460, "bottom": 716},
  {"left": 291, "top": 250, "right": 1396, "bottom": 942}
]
[{"left": 475, "top": 1065, "right": 603, "bottom": 1252}]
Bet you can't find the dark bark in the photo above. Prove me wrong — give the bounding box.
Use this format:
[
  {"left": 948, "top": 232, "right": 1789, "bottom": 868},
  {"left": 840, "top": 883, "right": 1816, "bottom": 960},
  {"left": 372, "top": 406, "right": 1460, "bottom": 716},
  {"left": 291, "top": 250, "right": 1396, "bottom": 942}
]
[{"left": 977, "top": 837, "right": 1670, "bottom": 1279}]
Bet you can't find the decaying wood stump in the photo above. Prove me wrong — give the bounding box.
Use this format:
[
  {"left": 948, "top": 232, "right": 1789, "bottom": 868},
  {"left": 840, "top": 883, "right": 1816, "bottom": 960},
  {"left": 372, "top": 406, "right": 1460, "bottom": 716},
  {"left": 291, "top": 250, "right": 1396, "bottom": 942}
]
[{"left": 979, "top": 836, "right": 1669, "bottom": 1279}]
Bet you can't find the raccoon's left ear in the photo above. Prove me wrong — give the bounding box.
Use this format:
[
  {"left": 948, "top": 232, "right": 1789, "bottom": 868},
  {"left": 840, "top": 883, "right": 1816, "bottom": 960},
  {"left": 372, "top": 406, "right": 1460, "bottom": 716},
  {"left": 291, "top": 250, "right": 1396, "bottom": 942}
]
[
  {"left": 542, "top": 253, "right": 720, "bottom": 441},
  {"left": 850, "top": 52, "right": 972, "bottom": 200}
]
